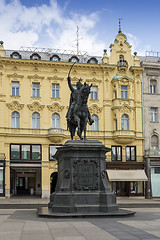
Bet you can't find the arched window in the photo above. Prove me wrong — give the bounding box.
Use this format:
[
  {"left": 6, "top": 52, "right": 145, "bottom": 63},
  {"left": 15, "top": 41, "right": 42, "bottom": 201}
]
[
  {"left": 30, "top": 53, "right": 41, "bottom": 60},
  {"left": 121, "top": 114, "right": 129, "bottom": 130},
  {"left": 91, "top": 115, "right": 99, "bottom": 131},
  {"left": 119, "top": 55, "right": 124, "bottom": 66},
  {"left": 52, "top": 113, "right": 60, "bottom": 128},
  {"left": 11, "top": 111, "right": 20, "bottom": 128},
  {"left": 32, "top": 112, "right": 40, "bottom": 129},
  {"left": 151, "top": 135, "right": 158, "bottom": 149}
]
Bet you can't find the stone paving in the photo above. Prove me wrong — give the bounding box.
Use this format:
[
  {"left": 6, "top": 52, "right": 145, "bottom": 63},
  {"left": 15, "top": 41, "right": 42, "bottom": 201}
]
[{"left": 0, "top": 207, "right": 160, "bottom": 239}]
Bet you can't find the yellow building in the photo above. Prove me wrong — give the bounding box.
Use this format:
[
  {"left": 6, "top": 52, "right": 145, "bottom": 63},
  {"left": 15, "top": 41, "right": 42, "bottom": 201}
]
[{"left": 0, "top": 27, "right": 146, "bottom": 198}]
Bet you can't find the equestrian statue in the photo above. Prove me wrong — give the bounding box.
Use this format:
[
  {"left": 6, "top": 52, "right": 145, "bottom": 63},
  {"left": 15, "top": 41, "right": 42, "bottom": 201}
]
[{"left": 66, "top": 63, "right": 94, "bottom": 140}]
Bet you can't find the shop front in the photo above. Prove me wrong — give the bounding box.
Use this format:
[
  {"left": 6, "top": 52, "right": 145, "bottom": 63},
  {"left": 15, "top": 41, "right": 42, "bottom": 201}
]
[
  {"left": 10, "top": 166, "right": 41, "bottom": 196},
  {"left": 107, "top": 169, "right": 148, "bottom": 196}
]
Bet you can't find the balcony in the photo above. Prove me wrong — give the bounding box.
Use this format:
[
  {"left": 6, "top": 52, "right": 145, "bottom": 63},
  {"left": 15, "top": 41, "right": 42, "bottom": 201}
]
[
  {"left": 48, "top": 128, "right": 65, "bottom": 143},
  {"left": 117, "top": 60, "right": 128, "bottom": 71},
  {"left": 145, "top": 149, "right": 160, "bottom": 157},
  {"left": 113, "top": 130, "right": 135, "bottom": 144}
]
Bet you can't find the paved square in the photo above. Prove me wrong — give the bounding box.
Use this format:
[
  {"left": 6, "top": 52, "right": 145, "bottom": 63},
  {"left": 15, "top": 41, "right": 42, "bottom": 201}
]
[{"left": 0, "top": 208, "right": 160, "bottom": 239}]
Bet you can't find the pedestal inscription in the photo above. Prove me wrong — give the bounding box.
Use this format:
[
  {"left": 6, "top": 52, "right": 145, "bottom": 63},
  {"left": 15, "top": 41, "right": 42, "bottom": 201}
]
[{"left": 73, "top": 160, "right": 99, "bottom": 190}]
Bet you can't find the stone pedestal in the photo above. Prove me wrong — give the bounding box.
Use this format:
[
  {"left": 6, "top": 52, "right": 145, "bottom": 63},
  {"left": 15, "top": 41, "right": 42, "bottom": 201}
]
[{"left": 48, "top": 140, "right": 118, "bottom": 214}]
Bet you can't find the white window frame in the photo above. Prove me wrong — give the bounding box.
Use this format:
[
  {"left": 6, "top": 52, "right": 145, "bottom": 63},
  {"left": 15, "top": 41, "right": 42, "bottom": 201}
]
[
  {"left": 150, "top": 108, "right": 157, "bottom": 122},
  {"left": 52, "top": 113, "right": 60, "bottom": 128},
  {"left": 32, "top": 112, "right": 40, "bottom": 129},
  {"left": 32, "top": 83, "right": 40, "bottom": 97},
  {"left": 121, "top": 85, "right": 128, "bottom": 99},
  {"left": 91, "top": 115, "right": 99, "bottom": 131},
  {"left": 121, "top": 114, "right": 129, "bottom": 130},
  {"left": 12, "top": 81, "right": 19, "bottom": 96},
  {"left": 90, "top": 86, "right": 98, "bottom": 100},
  {"left": 52, "top": 84, "right": 59, "bottom": 98},
  {"left": 11, "top": 111, "right": 20, "bottom": 128}
]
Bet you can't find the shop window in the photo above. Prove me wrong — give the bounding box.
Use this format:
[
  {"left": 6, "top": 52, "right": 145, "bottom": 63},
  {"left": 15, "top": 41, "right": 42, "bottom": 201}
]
[
  {"left": 121, "top": 85, "right": 128, "bottom": 99},
  {"left": 121, "top": 114, "right": 129, "bottom": 130},
  {"left": 91, "top": 114, "right": 99, "bottom": 131},
  {"left": 32, "top": 112, "right": 40, "bottom": 129},
  {"left": 126, "top": 146, "right": 136, "bottom": 161},
  {"left": 154, "top": 167, "right": 160, "bottom": 174},
  {"left": 90, "top": 86, "right": 98, "bottom": 100},
  {"left": 32, "top": 83, "right": 40, "bottom": 97},
  {"left": 111, "top": 182, "right": 120, "bottom": 195},
  {"left": 10, "top": 144, "right": 41, "bottom": 160},
  {"left": 11, "top": 111, "right": 20, "bottom": 128},
  {"left": 12, "top": 81, "right": 19, "bottom": 96},
  {"left": 130, "top": 182, "right": 138, "bottom": 194},
  {"left": 150, "top": 108, "right": 157, "bottom": 122},
  {"left": 52, "top": 84, "right": 59, "bottom": 98},
  {"left": 52, "top": 113, "right": 60, "bottom": 128},
  {"left": 111, "top": 146, "right": 122, "bottom": 161}
]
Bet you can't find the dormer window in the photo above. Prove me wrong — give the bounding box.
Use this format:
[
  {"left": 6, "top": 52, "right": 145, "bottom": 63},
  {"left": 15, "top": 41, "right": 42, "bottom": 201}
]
[
  {"left": 30, "top": 53, "right": 41, "bottom": 60},
  {"left": 87, "top": 57, "right": 98, "bottom": 64},
  {"left": 10, "top": 52, "right": 21, "bottom": 59},
  {"left": 69, "top": 56, "right": 79, "bottom": 63},
  {"left": 50, "top": 55, "right": 61, "bottom": 61}
]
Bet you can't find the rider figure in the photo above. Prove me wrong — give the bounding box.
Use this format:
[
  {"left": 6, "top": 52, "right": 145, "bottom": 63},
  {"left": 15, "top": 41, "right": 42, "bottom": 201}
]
[{"left": 66, "top": 76, "right": 94, "bottom": 125}]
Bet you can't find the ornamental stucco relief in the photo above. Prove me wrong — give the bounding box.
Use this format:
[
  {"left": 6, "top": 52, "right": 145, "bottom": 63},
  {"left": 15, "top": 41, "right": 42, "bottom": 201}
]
[
  {"left": 27, "top": 101, "right": 45, "bottom": 111},
  {"left": 6, "top": 101, "right": 24, "bottom": 110}
]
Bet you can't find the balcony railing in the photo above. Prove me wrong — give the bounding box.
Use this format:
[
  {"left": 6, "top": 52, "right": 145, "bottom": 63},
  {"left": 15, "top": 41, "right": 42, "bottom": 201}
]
[
  {"left": 117, "top": 60, "right": 128, "bottom": 70},
  {"left": 48, "top": 128, "right": 64, "bottom": 135},
  {"left": 145, "top": 149, "right": 160, "bottom": 156},
  {"left": 48, "top": 128, "right": 65, "bottom": 143}
]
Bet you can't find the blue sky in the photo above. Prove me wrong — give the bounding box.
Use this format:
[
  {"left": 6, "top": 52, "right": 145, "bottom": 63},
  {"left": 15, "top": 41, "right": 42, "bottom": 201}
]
[{"left": 1, "top": 0, "right": 160, "bottom": 56}]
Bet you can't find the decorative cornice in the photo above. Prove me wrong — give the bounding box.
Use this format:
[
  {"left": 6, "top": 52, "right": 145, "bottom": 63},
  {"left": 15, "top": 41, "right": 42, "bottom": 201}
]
[
  {"left": 112, "top": 104, "right": 135, "bottom": 114},
  {"left": 47, "top": 75, "right": 63, "bottom": 81},
  {"left": 111, "top": 75, "right": 134, "bottom": 83},
  {"left": 89, "top": 104, "right": 102, "bottom": 115},
  {"left": 27, "top": 74, "right": 44, "bottom": 80},
  {"left": 86, "top": 77, "right": 102, "bottom": 83},
  {"left": 27, "top": 101, "right": 45, "bottom": 111},
  {"left": 6, "top": 101, "right": 24, "bottom": 110},
  {"left": 47, "top": 103, "right": 64, "bottom": 112},
  {"left": 7, "top": 73, "right": 24, "bottom": 78}
]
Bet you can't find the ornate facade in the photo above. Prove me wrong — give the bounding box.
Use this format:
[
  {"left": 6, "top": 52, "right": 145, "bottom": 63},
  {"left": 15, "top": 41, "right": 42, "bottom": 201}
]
[{"left": 0, "top": 28, "right": 146, "bottom": 198}]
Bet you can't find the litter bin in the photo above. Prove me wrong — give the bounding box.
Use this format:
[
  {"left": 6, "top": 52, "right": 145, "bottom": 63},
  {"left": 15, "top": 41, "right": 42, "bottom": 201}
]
[{"left": 30, "top": 188, "right": 34, "bottom": 195}]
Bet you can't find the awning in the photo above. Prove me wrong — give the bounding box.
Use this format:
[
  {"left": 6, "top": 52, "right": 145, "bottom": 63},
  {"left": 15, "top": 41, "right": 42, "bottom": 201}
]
[{"left": 106, "top": 169, "right": 148, "bottom": 181}]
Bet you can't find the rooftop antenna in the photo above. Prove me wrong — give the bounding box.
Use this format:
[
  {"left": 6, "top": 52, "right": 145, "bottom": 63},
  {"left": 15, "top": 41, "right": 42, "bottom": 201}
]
[
  {"left": 118, "top": 18, "right": 122, "bottom": 33},
  {"left": 76, "top": 26, "right": 83, "bottom": 55}
]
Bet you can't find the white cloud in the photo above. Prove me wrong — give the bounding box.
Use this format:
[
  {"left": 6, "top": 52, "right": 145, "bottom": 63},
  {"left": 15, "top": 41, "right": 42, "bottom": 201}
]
[
  {"left": 126, "top": 32, "right": 151, "bottom": 56},
  {"left": 0, "top": 0, "right": 105, "bottom": 55}
]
